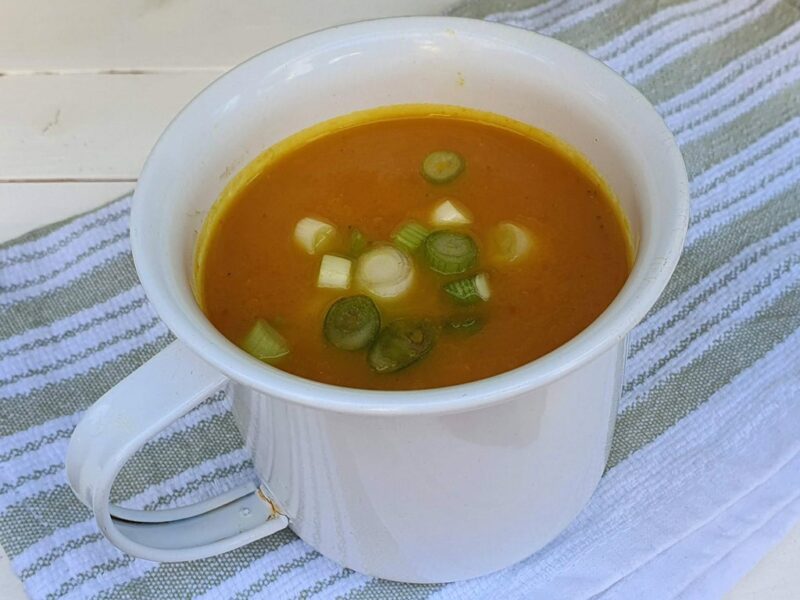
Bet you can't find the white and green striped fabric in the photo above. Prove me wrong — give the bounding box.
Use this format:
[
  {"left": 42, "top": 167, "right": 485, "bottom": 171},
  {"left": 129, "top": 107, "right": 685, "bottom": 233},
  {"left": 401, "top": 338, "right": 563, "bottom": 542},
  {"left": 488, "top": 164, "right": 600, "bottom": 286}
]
[{"left": 2, "top": 1, "right": 799, "bottom": 598}]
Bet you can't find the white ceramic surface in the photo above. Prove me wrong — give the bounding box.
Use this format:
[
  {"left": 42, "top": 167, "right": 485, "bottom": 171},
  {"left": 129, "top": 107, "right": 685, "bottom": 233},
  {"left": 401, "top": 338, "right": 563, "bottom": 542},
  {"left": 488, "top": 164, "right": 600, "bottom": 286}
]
[{"left": 66, "top": 17, "right": 689, "bottom": 583}]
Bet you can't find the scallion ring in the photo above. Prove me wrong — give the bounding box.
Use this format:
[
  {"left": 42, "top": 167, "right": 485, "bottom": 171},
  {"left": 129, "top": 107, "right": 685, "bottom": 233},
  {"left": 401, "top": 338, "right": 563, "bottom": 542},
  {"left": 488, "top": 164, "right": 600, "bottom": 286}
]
[
  {"left": 323, "top": 295, "right": 381, "bottom": 351},
  {"left": 424, "top": 230, "right": 478, "bottom": 275}
]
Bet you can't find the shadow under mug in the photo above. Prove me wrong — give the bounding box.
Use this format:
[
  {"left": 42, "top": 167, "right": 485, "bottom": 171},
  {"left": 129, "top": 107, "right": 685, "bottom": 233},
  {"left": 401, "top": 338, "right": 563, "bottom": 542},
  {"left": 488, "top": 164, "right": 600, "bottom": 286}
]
[{"left": 66, "top": 17, "right": 689, "bottom": 583}]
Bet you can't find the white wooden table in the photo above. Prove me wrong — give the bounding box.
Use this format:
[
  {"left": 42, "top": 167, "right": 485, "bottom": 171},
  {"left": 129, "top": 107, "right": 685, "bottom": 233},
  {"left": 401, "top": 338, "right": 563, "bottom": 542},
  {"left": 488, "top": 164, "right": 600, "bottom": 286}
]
[{"left": 1, "top": 2, "right": 798, "bottom": 598}]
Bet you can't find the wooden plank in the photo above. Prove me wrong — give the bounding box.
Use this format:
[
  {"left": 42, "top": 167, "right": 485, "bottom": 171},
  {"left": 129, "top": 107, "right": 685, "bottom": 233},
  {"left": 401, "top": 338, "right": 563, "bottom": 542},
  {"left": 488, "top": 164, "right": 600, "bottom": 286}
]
[
  {"left": 0, "top": 0, "right": 458, "bottom": 73},
  {"left": 0, "top": 72, "right": 218, "bottom": 180},
  {"left": 0, "top": 182, "right": 132, "bottom": 243},
  {"left": 0, "top": 0, "right": 459, "bottom": 182}
]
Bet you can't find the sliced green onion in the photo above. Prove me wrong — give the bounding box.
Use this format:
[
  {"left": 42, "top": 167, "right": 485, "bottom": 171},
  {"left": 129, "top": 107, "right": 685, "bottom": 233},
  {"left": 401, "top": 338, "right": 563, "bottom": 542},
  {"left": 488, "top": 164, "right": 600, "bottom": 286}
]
[
  {"left": 392, "top": 221, "right": 429, "bottom": 253},
  {"left": 430, "top": 198, "right": 472, "bottom": 226},
  {"left": 424, "top": 230, "right": 478, "bottom": 274},
  {"left": 368, "top": 319, "right": 436, "bottom": 373},
  {"left": 422, "top": 150, "right": 465, "bottom": 184},
  {"left": 240, "top": 319, "right": 289, "bottom": 363},
  {"left": 443, "top": 273, "right": 491, "bottom": 304},
  {"left": 443, "top": 278, "right": 478, "bottom": 303},
  {"left": 474, "top": 272, "right": 491, "bottom": 300},
  {"left": 348, "top": 227, "right": 367, "bottom": 257},
  {"left": 489, "top": 222, "right": 533, "bottom": 264},
  {"left": 294, "top": 217, "right": 337, "bottom": 255},
  {"left": 317, "top": 255, "right": 352, "bottom": 289},
  {"left": 355, "top": 245, "right": 414, "bottom": 299},
  {"left": 323, "top": 295, "right": 381, "bottom": 351},
  {"left": 443, "top": 315, "right": 484, "bottom": 335}
]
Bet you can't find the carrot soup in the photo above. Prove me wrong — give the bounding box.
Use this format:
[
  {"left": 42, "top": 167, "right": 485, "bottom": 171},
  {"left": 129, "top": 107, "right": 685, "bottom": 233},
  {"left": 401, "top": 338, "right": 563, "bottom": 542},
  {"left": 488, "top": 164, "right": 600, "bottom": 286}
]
[{"left": 196, "top": 105, "right": 632, "bottom": 390}]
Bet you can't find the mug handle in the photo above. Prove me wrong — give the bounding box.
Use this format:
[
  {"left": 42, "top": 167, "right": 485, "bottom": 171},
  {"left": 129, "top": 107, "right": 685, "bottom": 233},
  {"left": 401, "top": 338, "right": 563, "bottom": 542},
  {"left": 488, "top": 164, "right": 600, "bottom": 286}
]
[{"left": 66, "top": 340, "right": 289, "bottom": 562}]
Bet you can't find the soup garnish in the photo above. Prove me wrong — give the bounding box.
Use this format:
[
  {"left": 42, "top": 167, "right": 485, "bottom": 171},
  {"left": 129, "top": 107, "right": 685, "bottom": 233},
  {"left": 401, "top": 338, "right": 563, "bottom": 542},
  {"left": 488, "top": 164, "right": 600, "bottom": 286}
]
[
  {"left": 421, "top": 150, "right": 465, "bottom": 184},
  {"left": 239, "top": 320, "right": 289, "bottom": 364},
  {"left": 423, "top": 230, "right": 478, "bottom": 275},
  {"left": 368, "top": 319, "right": 437, "bottom": 373},
  {"left": 323, "top": 295, "right": 381, "bottom": 351},
  {"left": 196, "top": 104, "right": 632, "bottom": 390}
]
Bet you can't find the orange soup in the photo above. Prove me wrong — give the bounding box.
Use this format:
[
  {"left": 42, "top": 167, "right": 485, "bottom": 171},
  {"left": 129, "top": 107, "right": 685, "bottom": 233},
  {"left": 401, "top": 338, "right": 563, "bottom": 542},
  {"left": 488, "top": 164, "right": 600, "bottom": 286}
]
[{"left": 196, "top": 105, "right": 632, "bottom": 390}]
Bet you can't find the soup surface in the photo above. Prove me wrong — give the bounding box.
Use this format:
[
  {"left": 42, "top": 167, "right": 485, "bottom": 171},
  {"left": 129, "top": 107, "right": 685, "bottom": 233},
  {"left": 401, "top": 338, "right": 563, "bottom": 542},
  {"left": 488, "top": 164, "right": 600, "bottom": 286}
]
[{"left": 197, "top": 105, "right": 631, "bottom": 390}]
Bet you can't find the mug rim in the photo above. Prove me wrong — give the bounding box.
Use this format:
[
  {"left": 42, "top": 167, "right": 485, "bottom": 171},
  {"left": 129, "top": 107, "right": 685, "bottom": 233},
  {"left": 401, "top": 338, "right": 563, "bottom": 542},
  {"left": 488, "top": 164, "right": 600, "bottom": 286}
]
[{"left": 131, "top": 16, "right": 690, "bottom": 416}]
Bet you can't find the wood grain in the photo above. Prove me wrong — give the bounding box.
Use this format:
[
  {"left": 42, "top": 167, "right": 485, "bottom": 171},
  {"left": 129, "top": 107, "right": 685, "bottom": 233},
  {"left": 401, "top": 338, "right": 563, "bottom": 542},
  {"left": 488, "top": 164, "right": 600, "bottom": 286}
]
[
  {"left": 0, "top": 72, "right": 217, "bottom": 180},
  {"left": 0, "top": 0, "right": 459, "bottom": 72}
]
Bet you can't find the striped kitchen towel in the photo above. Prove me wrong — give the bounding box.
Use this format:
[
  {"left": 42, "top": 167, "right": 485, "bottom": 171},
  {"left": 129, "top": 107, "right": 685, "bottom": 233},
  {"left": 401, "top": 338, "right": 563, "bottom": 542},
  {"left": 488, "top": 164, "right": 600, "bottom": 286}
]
[{"left": 2, "top": 0, "right": 800, "bottom": 598}]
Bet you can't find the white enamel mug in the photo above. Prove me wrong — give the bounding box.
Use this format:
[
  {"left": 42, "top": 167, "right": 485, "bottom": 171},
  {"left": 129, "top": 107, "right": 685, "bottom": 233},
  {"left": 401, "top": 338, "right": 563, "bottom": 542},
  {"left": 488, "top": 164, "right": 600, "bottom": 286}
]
[{"left": 66, "top": 17, "right": 689, "bottom": 583}]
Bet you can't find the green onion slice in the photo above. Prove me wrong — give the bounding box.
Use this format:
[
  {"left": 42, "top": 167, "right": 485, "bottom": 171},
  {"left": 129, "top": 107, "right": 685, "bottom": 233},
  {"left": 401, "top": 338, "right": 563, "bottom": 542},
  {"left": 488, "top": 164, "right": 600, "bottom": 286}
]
[
  {"left": 240, "top": 319, "right": 289, "bottom": 363},
  {"left": 489, "top": 222, "right": 533, "bottom": 264},
  {"left": 293, "top": 217, "right": 336, "bottom": 255},
  {"left": 368, "top": 319, "right": 436, "bottom": 373},
  {"left": 348, "top": 227, "right": 367, "bottom": 258},
  {"left": 422, "top": 150, "right": 465, "bottom": 184},
  {"left": 355, "top": 245, "right": 414, "bottom": 299},
  {"left": 323, "top": 295, "right": 381, "bottom": 351},
  {"left": 443, "top": 315, "right": 484, "bottom": 335},
  {"left": 443, "top": 273, "right": 491, "bottom": 304},
  {"left": 424, "top": 230, "right": 478, "bottom": 274},
  {"left": 392, "top": 221, "right": 429, "bottom": 253},
  {"left": 431, "top": 198, "right": 472, "bottom": 226}
]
